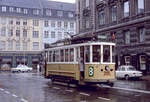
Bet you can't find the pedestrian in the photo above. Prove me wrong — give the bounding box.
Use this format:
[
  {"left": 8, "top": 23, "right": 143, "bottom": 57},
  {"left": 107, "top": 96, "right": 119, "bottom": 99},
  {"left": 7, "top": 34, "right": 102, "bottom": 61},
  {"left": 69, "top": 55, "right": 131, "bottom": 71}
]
[{"left": 37, "top": 64, "right": 40, "bottom": 73}]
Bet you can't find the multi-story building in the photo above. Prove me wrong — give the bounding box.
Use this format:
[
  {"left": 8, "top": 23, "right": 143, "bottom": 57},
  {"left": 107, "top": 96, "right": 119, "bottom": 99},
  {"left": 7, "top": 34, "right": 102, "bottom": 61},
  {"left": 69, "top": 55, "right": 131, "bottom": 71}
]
[
  {"left": 76, "top": 0, "right": 150, "bottom": 74},
  {"left": 42, "top": 1, "right": 76, "bottom": 48},
  {"left": 0, "top": 0, "right": 43, "bottom": 69}
]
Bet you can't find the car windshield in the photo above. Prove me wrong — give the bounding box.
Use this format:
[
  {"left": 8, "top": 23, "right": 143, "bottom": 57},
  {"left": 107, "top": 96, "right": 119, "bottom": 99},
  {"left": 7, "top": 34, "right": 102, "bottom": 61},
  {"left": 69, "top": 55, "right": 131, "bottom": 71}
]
[{"left": 127, "top": 67, "right": 136, "bottom": 71}]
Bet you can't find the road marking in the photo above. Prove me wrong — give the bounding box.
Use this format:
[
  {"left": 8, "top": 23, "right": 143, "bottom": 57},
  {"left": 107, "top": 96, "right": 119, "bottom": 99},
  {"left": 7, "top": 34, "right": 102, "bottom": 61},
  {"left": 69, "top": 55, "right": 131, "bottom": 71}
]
[
  {"left": 0, "top": 88, "right": 4, "bottom": 91},
  {"left": 102, "top": 86, "right": 150, "bottom": 94},
  {"left": 98, "top": 97, "right": 110, "bottom": 101},
  {"left": 5, "top": 91, "right": 10, "bottom": 94},
  {"left": 53, "top": 87, "right": 60, "bottom": 90},
  {"left": 12, "top": 94, "right": 18, "bottom": 98},
  {"left": 65, "top": 90, "right": 73, "bottom": 92},
  {"left": 79, "top": 92, "right": 90, "bottom": 96},
  {"left": 21, "top": 98, "right": 28, "bottom": 102}
]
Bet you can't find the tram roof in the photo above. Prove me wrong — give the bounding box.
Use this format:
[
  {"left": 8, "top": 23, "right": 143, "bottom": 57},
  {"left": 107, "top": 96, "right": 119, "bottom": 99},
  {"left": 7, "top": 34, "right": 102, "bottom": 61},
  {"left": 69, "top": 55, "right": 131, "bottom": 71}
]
[{"left": 44, "top": 42, "right": 115, "bottom": 51}]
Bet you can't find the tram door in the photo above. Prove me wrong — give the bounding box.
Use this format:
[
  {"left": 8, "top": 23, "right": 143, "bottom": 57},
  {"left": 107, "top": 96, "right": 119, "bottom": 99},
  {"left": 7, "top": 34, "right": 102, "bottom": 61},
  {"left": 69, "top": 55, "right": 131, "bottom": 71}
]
[{"left": 80, "top": 46, "right": 85, "bottom": 79}]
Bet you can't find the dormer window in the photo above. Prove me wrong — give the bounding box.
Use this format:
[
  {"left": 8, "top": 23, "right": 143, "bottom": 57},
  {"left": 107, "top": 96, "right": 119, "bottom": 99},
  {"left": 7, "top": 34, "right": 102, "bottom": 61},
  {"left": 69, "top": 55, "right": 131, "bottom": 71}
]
[
  {"left": 46, "top": 9, "right": 51, "bottom": 16},
  {"left": 2, "top": 6, "right": 6, "bottom": 12},
  {"left": 23, "top": 9, "right": 28, "bottom": 14},
  {"left": 33, "top": 9, "right": 39, "bottom": 15},
  {"left": 57, "top": 11, "right": 63, "bottom": 17},
  {"left": 16, "top": 8, "right": 21, "bottom": 13},
  {"left": 9, "top": 7, "right": 14, "bottom": 12}
]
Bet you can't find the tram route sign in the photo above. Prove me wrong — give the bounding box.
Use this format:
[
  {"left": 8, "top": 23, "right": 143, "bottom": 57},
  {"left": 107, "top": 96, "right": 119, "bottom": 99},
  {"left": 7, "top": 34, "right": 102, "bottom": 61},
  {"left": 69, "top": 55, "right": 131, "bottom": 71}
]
[{"left": 89, "top": 66, "right": 94, "bottom": 77}]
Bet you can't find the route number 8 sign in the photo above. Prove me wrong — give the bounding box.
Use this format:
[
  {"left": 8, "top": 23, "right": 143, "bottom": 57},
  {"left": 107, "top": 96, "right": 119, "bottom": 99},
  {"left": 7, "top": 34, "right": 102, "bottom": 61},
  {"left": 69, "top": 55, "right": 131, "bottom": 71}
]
[{"left": 89, "top": 66, "right": 94, "bottom": 77}]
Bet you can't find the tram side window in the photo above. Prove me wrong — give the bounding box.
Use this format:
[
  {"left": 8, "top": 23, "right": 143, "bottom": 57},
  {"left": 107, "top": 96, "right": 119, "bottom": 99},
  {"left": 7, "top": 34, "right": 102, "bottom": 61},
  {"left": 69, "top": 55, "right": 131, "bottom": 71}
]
[
  {"left": 65, "top": 49, "right": 69, "bottom": 62},
  {"left": 49, "top": 51, "right": 52, "bottom": 62},
  {"left": 103, "top": 45, "right": 110, "bottom": 62},
  {"left": 53, "top": 51, "right": 56, "bottom": 62},
  {"left": 85, "top": 46, "right": 90, "bottom": 62},
  {"left": 76, "top": 47, "right": 79, "bottom": 62},
  {"left": 55, "top": 50, "right": 60, "bottom": 62},
  {"left": 70, "top": 48, "right": 74, "bottom": 62},
  {"left": 45, "top": 51, "right": 48, "bottom": 61},
  {"left": 112, "top": 46, "right": 115, "bottom": 63},
  {"left": 60, "top": 49, "right": 64, "bottom": 62},
  {"left": 92, "top": 45, "right": 101, "bottom": 62}
]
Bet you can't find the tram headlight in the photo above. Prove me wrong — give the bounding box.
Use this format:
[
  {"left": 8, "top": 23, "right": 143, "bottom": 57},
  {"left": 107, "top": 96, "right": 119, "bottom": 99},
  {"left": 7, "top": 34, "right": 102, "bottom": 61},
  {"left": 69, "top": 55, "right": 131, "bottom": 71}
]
[{"left": 105, "top": 66, "right": 110, "bottom": 71}]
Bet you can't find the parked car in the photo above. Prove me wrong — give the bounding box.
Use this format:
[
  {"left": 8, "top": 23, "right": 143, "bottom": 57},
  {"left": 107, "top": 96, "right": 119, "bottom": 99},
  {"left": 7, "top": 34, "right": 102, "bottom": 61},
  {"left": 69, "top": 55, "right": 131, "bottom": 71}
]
[
  {"left": 11, "top": 64, "right": 33, "bottom": 73},
  {"left": 116, "top": 65, "right": 143, "bottom": 80}
]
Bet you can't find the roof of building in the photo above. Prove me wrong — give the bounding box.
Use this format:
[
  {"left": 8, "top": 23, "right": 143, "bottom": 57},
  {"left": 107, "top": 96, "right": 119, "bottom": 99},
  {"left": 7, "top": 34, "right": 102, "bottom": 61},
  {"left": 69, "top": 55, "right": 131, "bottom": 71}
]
[
  {"left": 42, "top": 0, "right": 75, "bottom": 12},
  {"left": 0, "top": 0, "right": 76, "bottom": 11},
  {"left": 0, "top": 0, "right": 42, "bottom": 8}
]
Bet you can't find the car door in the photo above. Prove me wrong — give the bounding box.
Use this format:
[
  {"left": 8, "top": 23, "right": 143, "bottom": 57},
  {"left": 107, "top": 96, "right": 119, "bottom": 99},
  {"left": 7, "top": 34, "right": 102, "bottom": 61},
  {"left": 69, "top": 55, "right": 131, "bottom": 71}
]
[
  {"left": 116, "top": 67, "right": 121, "bottom": 78},
  {"left": 120, "top": 67, "right": 126, "bottom": 78}
]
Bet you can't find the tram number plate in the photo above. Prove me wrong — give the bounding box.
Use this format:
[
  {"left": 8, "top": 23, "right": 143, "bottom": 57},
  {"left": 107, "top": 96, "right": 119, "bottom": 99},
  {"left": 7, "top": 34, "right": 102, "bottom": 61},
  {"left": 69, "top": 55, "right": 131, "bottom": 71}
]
[
  {"left": 89, "top": 66, "right": 94, "bottom": 77},
  {"left": 104, "top": 71, "right": 110, "bottom": 76}
]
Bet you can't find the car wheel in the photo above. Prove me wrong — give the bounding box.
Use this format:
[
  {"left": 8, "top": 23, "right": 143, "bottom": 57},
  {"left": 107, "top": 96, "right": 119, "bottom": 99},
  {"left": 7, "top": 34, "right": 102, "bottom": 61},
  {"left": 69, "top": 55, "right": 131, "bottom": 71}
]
[
  {"left": 18, "top": 70, "right": 21, "bottom": 73},
  {"left": 27, "top": 70, "right": 31, "bottom": 73},
  {"left": 125, "top": 75, "right": 129, "bottom": 80}
]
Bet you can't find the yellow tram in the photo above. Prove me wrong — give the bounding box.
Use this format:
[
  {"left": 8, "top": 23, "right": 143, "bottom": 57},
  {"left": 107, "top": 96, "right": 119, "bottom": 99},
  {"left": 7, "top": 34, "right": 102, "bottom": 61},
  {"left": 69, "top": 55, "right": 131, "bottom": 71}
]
[{"left": 43, "top": 42, "right": 116, "bottom": 86}]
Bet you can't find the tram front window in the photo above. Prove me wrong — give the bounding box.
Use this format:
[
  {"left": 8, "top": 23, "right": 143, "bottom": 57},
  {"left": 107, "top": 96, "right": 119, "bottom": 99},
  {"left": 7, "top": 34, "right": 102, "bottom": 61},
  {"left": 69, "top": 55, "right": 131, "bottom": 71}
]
[
  {"left": 103, "top": 45, "right": 110, "bottom": 62},
  {"left": 93, "top": 45, "right": 101, "bottom": 62}
]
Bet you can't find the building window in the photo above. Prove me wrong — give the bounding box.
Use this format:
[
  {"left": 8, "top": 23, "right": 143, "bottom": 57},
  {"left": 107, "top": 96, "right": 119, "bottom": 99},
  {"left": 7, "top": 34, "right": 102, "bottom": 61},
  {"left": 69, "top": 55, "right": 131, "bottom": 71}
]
[
  {"left": 68, "top": 12, "right": 74, "bottom": 18},
  {"left": 8, "top": 41, "right": 13, "bottom": 50},
  {"left": 98, "top": 10, "right": 105, "bottom": 25},
  {"left": 51, "top": 21, "right": 55, "bottom": 27},
  {"left": 33, "top": 9, "right": 39, "bottom": 15},
  {"left": 1, "top": 18, "right": 6, "bottom": 25},
  {"left": 58, "top": 32, "right": 62, "bottom": 40},
  {"left": 57, "top": 11, "right": 63, "bottom": 17},
  {"left": 16, "top": 8, "right": 21, "bottom": 13},
  {"left": 23, "top": 20, "right": 27, "bottom": 25},
  {"left": 23, "top": 29, "right": 27, "bottom": 38},
  {"left": 32, "top": 42, "right": 39, "bottom": 50},
  {"left": 23, "top": 9, "right": 28, "bottom": 14},
  {"left": 8, "top": 18, "right": 13, "bottom": 25},
  {"left": 16, "top": 41, "right": 20, "bottom": 50},
  {"left": 111, "top": 5, "right": 117, "bottom": 22},
  {"left": 2, "top": 6, "right": 6, "bottom": 12},
  {"left": 139, "top": 27, "right": 145, "bottom": 42},
  {"left": 85, "top": 19, "right": 90, "bottom": 28},
  {"left": 51, "top": 31, "right": 55, "bottom": 38},
  {"left": 33, "top": 20, "right": 39, "bottom": 26},
  {"left": 0, "top": 41, "right": 6, "bottom": 50},
  {"left": 1, "top": 27, "right": 6, "bottom": 36},
  {"left": 9, "top": 7, "right": 14, "bottom": 12},
  {"left": 8, "top": 28, "right": 13, "bottom": 37},
  {"left": 44, "top": 20, "right": 49, "bottom": 27},
  {"left": 57, "top": 21, "right": 62, "bottom": 28},
  {"left": 125, "top": 56, "right": 130, "bottom": 65},
  {"left": 23, "top": 42, "right": 27, "bottom": 50},
  {"left": 85, "top": 0, "right": 89, "bottom": 7},
  {"left": 46, "top": 9, "right": 51, "bottom": 16},
  {"left": 70, "top": 22, "right": 74, "bottom": 28},
  {"left": 125, "top": 30, "right": 130, "bottom": 44},
  {"left": 137, "top": 0, "right": 144, "bottom": 14},
  {"left": 44, "top": 31, "right": 49, "bottom": 38},
  {"left": 16, "top": 30, "right": 20, "bottom": 37},
  {"left": 16, "top": 19, "right": 20, "bottom": 25},
  {"left": 32, "top": 31, "right": 39, "bottom": 38},
  {"left": 140, "top": 55, "right": 146, "bottom": 70},
  {"left": 123, "top": 1, "right": 129, "bottom": 17},
  {"left": 64, "top": 22, "right": 68, "bottom": 28}
]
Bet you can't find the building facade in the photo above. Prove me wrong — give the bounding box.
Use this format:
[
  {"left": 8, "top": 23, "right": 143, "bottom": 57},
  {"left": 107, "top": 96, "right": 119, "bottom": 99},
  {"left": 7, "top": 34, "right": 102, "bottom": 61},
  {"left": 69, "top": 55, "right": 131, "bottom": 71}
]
[
  {"left": 76, "top": 0, "right": 150, "bottom": 74},
  {"left": 42, "top": 1, "right": 76, "bottom": 48}
]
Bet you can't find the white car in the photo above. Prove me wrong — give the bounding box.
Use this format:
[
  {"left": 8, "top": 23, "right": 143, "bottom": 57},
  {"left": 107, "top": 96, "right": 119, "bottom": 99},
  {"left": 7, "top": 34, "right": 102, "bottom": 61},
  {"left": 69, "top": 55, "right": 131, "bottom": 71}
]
[
  {"left": 11, "top": 65, "right": 33, "bottom": 73},
  {"left": 116, "top": 65, "right": 142, "bottom": 80}
]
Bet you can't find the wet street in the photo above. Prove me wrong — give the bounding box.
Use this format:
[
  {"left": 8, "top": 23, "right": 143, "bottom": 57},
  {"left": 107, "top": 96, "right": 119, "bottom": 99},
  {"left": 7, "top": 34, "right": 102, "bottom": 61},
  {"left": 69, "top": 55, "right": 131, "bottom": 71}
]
[{"left": 0, "top": 73, "right": 150, "bottom": 102}]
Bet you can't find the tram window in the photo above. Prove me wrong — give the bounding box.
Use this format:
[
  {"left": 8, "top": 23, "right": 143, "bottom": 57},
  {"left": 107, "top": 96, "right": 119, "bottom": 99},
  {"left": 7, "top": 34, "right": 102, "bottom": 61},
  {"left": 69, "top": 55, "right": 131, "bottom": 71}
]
[
  {"left": 85, "top": 46, "right": 90, "bottom": 62},
  {"left": 49, "top": 51, "right": 52, "bottom": 62},
  {"left": 53, "top": 51, "right": 56, "bottom": 62},
  {"left": 112, "top": 46, "right": 115, "bottom": 63},
  {"left": 65, "top": 49, "right": 69, "bottom": 62},
  {"left": 55, "top": 50, "right": 60, "bottom": 62},
  {"left": 60, "top": 50, "right": 64, "bottom": 62},
  {"left": 70, "top": 48, "right": 74, "bottom": 62},
  {"left": 45, "top": 51, "right": 48, "bottom": 61},
  {"left": 92, "top": 45, "right": 101, "bottom": 62},
  {"left": 76, "top": 47, "right": 79, "bottom": 62},
  {"left": 103, "top": 45, "right": 110, "bottom": 62}
]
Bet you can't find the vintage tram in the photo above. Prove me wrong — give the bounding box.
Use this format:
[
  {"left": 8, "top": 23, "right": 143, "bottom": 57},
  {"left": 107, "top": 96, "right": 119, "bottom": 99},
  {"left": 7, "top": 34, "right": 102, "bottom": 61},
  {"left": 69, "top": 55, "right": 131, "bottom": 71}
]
[{"left": 43, "top": 41, "right": 116, "bottom": 86}]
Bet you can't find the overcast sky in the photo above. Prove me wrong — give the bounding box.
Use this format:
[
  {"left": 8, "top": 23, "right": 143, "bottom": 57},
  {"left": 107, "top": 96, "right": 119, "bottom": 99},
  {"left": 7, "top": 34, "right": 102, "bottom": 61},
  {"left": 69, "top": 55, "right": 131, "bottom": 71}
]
[{"left": 49, "top": 0, "right": 75, "bottom": 3}]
